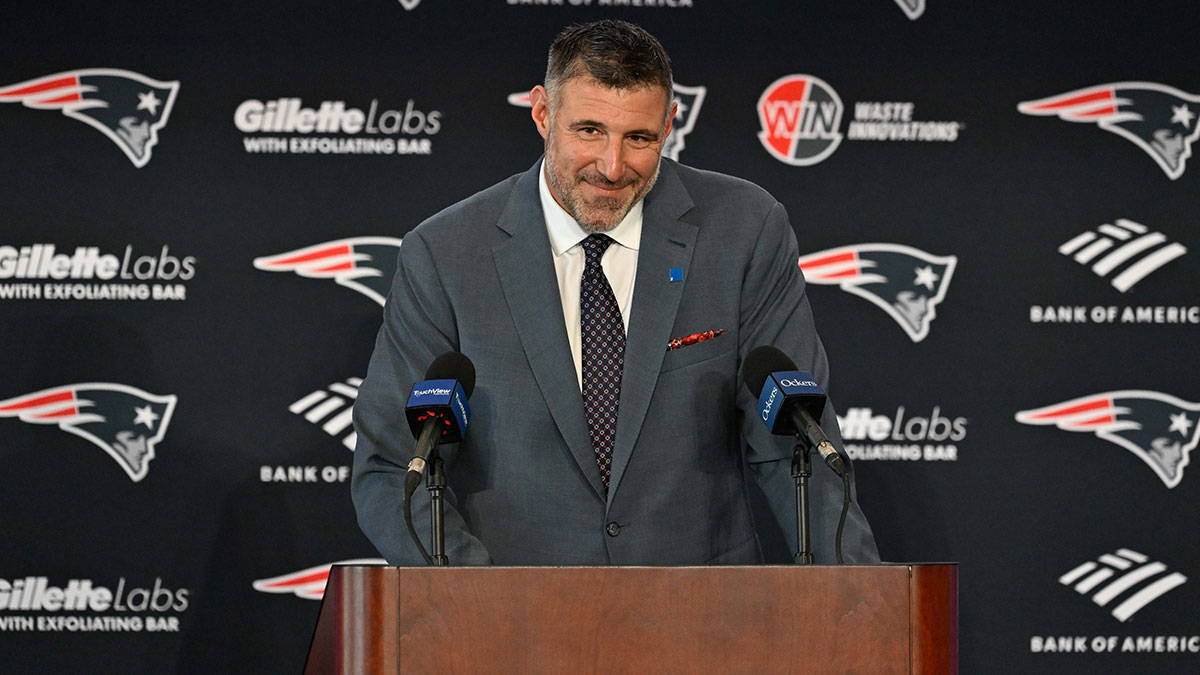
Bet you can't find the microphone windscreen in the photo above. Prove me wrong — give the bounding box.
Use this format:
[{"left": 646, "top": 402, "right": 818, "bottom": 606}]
[
  {"left": 742, "top": 345, "right": 798, "bottom": 396},
  {"left": 424, "top": 351, "right": 477, "bottom": 397}
]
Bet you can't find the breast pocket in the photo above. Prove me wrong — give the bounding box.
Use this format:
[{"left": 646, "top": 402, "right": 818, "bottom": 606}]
[{"left": 659, "top": 334, "right": 735, "bottom": 374}]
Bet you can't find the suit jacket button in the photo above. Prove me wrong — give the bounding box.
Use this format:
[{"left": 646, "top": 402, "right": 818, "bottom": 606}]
[{"left": 606, "top": 522, "right": 621, "bottom": 537}]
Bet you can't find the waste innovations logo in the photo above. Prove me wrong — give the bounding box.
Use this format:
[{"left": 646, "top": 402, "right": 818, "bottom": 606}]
[
  {"left": 253, "top": 237, "right": 402, "bottom": 306},
  {"left": 1030, "top": 548, "right": 1197, "bottom": 655},
  {"left": 1018, "top": 82, "right": 1200, "bottom": 180},
  {"left": 0, "top": 69, "right": 178, "bottom": 168},
  {"left": 253, "top": 559, "right": 387, "bottom": 600},
  {"left": 1029, "top": 218, "right": 1195, "bottom": 326},
  {"left": 0, "top": 575, "right": 190, "bottom": 633},
  {"left": 235, "top": 96, "right": 441, "bottom": 156},
  {"left": 0, "top": 383, "right": 177, "bottom": 482},
  {"left": 1016, "top": 391, "right": 1200, "bottom": 488},
  {"left": 894, "top": 0, "right": 924, "bottom": 19},
  {"left": 798, "top": 243, "right": 956, "bottom": 342},
  {"left": 503, "top": 0, "right": 693, "bottom": 7},
  {"left": 261, "top": 378, "right": 362, "bottom": 485},
  {"left": 507, "top": 82, "right": 705, "bottom": 161},
  {"left": 757, "top": 75, "right": 961, "bottom": 166},
  {"left": 836, "top": 405, "right": 966, "bottom": 462},
  {"left": 0, "top": 243, "right": 196, "bottom": 302}
]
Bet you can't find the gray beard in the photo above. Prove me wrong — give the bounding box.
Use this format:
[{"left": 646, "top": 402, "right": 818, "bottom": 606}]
[{"left": 544, "top": 149, "right": 661, "bottom": 234}]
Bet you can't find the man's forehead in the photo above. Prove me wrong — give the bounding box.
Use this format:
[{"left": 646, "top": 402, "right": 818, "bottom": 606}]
[{"left": 552, "top": 78, "right": 670, "bottom": 120}]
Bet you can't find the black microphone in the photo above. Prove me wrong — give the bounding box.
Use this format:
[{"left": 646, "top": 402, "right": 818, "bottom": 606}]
[
  {"left": 403, "top": 351, "right": 475, "bottom": 496},
  {"left": 742, "top": 346, "right": 846, "bottom": 477}
]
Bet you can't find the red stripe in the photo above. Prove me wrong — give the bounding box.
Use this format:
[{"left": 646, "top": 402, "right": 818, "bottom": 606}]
[
  {"left": 0, "top": 75, "right": 78, "bottom": 98},
  {"left": 799, "top": 251, "right": 855, "bottom": 269},
  {"left": 311, "top": 261, "right": 353, "bottom": 273},
  {"left": 34, "top": 92, "right": 81, "bottom": 105},
  {"left": 0, "top": 390, "right": 73, "bottom": 411},
  {"left": 1029, "top": 89, "right": 1112, "bottom": 110},
  {"left": 1029, "top": 398, "right": 1109, "bottom": 419},
  {"left": 269, "top": 245, "right": 350, "bottom": 266},
  {"left": 34, "top": 407, "right": 78, "bottom": 419},
  {"left": 1074, "top": 414, "right": 1115, "bottom": 427},
  {"left": 820, "top": 269, "right": 859, "bottom": 279},
  {"left": 1074, "top": 106, "right": 1116, "bottom": 118},
  {"left": 263, "top": 570, "right": 328, "bottom": 588}
]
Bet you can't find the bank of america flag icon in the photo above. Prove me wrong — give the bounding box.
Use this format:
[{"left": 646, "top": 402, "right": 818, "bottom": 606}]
[
  {"left": 1059, "top": 549, "right": 1187, "bottom": 622},
  {"left": 1058, "top": 219, "right": 1186, "bottom": 292},
  {"left": 290, "top": 378, "right": 361, "bottom": 450}
]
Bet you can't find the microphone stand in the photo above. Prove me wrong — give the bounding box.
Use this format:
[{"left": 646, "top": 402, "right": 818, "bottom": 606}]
[
  {"left": 791, "top": 438, "right": 814, "bottom": 565},
  {"left": 427, "top": 453, "right": 449, "bottom": 566}
]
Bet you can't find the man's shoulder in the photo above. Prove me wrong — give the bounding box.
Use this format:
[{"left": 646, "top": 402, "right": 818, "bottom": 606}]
[
  {"left": 660, "top": 160, "right": 784, "bottom": 232},
  {"left": 408, "top": 170, "right": 527, "bottom": 243},
  {"left": 663, "top": 160, "right": 780, "bottom": 213}
]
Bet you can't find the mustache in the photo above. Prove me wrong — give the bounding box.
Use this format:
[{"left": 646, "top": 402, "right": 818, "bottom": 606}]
[{"left": 577, "top": 170, "right": 634, "bottom": 189}]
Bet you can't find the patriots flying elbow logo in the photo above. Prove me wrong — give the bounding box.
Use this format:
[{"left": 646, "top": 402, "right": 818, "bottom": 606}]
[
  {"left": 252, "top": 559, "right": 387, "bottom": 600},
  {"left": 798, "top": 243, "right": 956, "bottom": 342},
  {"left": 0, "top": 69, "right": 179, "bottom": 168},
  {"left": 0, "top": 383, "right": 177, "bottom": 482},
  {"left": 508, "top": 82, "right": 706, "bottom": 161},
  {"left": 1016, "top": 391, "right": 1200, "bottom": 488},
  {"left": 1018, "top": 82, "right": 1200, "bottom": 180},
  {"left": 894, "top": 0, "right": 925, "bottom": 20},
  {"left": 253, "top": 237, "right": 403, "bottom": 307}
]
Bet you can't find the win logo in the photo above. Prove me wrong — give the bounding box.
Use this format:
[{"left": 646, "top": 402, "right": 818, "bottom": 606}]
[
  {"left": 1059, "top": 548, "right": 1187, "bottom": 622},
  {"left": 1058, "top": 219, "right": 1186, "bottom": 292},
  {"left": 290, "top": 378, "right": 361, "bottom": 451}
]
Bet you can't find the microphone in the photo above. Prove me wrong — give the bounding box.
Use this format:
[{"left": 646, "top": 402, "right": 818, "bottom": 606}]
[
  {"left": 404, "top": 351, "right": 475, "bottom": 495},
  {"left": 742, "top": 346, "right": 846, "bottom": 477}
]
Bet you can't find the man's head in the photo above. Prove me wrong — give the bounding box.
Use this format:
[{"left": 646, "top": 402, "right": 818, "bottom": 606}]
[{"left": 531, "top": 20, "right": 677, "bottom": 233}]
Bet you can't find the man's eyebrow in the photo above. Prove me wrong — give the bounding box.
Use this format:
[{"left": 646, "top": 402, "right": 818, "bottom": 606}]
[
  {"left": 567, "top": 119, "right": 607, "bottom": 130},
  {"left": 567, "top": 119, "right": 661, "bottom": 138}
]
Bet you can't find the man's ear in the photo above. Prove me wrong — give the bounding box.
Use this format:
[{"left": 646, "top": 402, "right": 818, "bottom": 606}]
[
  {"left": 663, "top": 99, "right": 678, "bottom": 141},
  {"left": 530, "top": 85, "right": 551, "bottom": 141}
]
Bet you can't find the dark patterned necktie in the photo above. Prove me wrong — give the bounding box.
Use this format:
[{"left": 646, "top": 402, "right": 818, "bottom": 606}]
[{"left": 580, "top": 234, "right": 625, "bottom": 490}]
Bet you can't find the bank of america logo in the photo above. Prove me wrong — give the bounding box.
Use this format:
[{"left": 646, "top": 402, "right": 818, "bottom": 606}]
[
  {"left": 290, "top": 378, "right": 361, "bottom": 450},
  {"left": 1058, "top": 219, "right": 1187, "bottom": 292},
  {"left": 1059, "top": 548, "right": 1187, "bottom": 622}
]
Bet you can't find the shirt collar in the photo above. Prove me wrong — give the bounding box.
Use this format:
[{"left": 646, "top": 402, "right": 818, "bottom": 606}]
[{"left": 539, "top": 158, "right": 643, "bottom": 256}]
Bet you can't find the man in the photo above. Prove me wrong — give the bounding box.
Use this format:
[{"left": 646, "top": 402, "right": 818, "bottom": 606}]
[{"left": 352, "top": 20, "right": 878, "bottom": 565}]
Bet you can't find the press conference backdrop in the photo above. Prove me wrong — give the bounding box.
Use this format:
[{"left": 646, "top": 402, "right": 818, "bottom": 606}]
[{"left": 2, "top": 0, "right": 1199, "bottom": 672}]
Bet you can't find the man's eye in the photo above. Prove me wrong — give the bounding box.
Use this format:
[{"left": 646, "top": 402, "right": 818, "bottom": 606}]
[
  {"left": 576, "top": 127, "right": 601, "bottom": 137},
  {"left": 627, "top": 136, "right": 653, "bottom": 149}
]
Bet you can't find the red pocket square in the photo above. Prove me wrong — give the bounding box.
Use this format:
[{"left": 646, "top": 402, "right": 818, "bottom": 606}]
[{"left": 667, "top": 329, "right": 726, "bottom": 351}]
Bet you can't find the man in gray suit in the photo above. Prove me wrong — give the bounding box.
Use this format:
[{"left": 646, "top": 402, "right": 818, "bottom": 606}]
[{"left": 352, "top": 20, "right": 878, "bottom": 565}]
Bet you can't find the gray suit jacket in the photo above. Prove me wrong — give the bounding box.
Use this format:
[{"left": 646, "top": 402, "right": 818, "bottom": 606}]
[{"left": 352, "top": 159, "right": 878, "bottom": 565}]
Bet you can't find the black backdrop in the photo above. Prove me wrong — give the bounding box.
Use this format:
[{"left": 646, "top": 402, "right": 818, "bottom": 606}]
[{"left": 2, "top": 0, "right": 1199, "bottom": 672}]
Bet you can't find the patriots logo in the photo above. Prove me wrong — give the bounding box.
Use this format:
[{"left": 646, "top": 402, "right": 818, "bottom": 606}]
[
  {"left": 1018, "top": 82, "right": 1200, "bottom": 180},
  {"left": 252, "top": 558, "right": 387, "bottom": 600},
  {"left": 253, "top": 237, "right": 403, "bottom": 307},
  {"left": 0, "top": 383, "right": 177, "bottom": 482},
  {"left": 398, "top": 0, "right": 421, "bottom": 9},
  {"left": 798, "top": 243, "right": 957, "bottom": 342},
  {"left": 1016, "top": 391, "right": 1200, "bottom": 489},
  {"left": 508, "top": 82, "right": 706, "bottom": 161},
  {"left": 0, "top": 69, "right": 179, "bottom": 168},
  {"left": 894, "top": 0, "right": 925, "bottom": 19}
]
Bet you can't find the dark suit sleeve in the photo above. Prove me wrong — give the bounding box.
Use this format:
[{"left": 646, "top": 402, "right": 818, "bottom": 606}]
[
  {"left": 351, "top": 229, "right": 492, "bottom": 565},
  {"left": 736, "top": 201, "right": 880, "bottom": 564}
]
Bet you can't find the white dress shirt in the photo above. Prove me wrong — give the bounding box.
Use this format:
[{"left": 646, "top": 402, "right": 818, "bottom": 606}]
[{"left": 538, "top": 159, "right": 641, "bottom": 391}]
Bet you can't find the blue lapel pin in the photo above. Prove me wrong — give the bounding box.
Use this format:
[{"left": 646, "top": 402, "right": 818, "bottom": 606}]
[{"left": 669, "top": 267, "right": 683, "bottom": 282}]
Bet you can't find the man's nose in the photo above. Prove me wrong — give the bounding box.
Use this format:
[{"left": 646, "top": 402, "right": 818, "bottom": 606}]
[{"left": 595, "top": 137, "right": 625, "bottom": 182}]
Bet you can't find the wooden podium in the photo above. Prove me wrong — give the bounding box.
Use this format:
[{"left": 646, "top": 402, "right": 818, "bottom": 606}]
[{"left": 305, "top": 564, "right": 957, "bottom": 674}]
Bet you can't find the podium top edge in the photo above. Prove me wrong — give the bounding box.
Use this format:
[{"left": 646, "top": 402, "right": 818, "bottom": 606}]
[{"left": 332, "top": 562, "right": 960, "bottom": 570}]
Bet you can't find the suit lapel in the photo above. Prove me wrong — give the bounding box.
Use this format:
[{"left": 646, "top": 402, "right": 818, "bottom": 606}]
[
  {"left": 607, "top": 163, "right": 697, "bottom": 503},
  {"left": 492, "top": 161, "right": 606, "bottom": 500}
]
